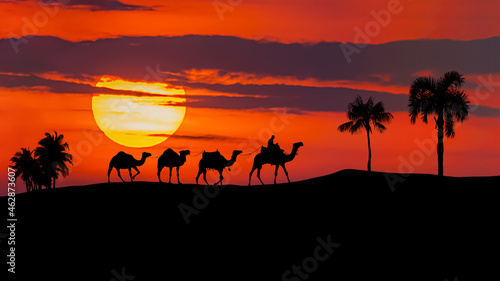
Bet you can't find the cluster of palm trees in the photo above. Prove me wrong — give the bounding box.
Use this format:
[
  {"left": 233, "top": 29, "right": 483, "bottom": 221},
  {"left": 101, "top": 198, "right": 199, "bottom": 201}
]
[
  {"left": 10, "top": 132, "right": 73, "bottom": 192},
  {"left": 338, "top": 71, "right": 470, "bottom": 176}
]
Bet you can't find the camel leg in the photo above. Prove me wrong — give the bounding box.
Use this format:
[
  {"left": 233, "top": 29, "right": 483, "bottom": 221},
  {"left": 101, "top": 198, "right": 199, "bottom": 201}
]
[
  {"left": 128, "top": 168, "right": 133, "bottom": 182},
  {"left": 132, "top": 166, "right": 140, "bottom": 180},
  {"left": 203, "top": 171, "right": 209, "bottom": 185},
  {"left": 176, "top": 166, "right": 182, "bottom": 184},
  {"left": 196, "top": 169, "right": 202, "bottom": 185},
  {"left": 157, "top": 164, "right": 163, "bottom": 183},
  {"left": 281, "top": 164, "right": 290, "bottom": 183},
  {"left": 249, "top": 166, "right": 256, "bottom": 186},
  {"left": 216, "top": 170, "right": 224, "bottom": 186},
  {"left": 274, "top": 165, "right": 279, "bottom": 185},
  {"left": 116, "top": 168, "right": 125, "bottom": 182},
  {"left": 168, "top": 167, "right": 173, "bottom": 184},
  {"left": 108, "top": 165, "right": 113, "bottom": 183},
  {"left": 257, "top": 167, "right": 264, "bottom": 185}
]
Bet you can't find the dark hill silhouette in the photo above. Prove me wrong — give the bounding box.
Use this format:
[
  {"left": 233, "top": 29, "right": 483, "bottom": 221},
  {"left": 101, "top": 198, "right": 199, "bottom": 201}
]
[{"left": 2, "top": 170, "right": 499, "bottom": 281}]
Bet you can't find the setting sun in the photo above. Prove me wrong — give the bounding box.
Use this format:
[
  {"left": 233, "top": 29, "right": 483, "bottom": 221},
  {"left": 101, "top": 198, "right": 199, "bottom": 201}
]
[{"left": 92, "top": 78, "right": 186, "bottom": 147}]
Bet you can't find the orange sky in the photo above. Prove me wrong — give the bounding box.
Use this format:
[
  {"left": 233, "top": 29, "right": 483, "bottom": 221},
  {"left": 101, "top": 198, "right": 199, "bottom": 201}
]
[
  {"left": 1, "top": 0, "right": 500, "bottom": 194},
  {"left": 2, "top": 0, "right": 500, "bottom": 43}
]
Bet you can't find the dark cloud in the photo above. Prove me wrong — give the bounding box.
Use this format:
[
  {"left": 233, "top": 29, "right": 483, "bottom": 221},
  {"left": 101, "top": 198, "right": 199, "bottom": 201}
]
[
  {"left": 1, "top": 35, "right": 499, "bottom": 117},
  {"left": 181, "top": 83, "right": 500, "bottom": 118},
  {"left": 41, "top": 0, "right": 155, "bottom": 11},
  {"left": 147, "top": 134, "right": 245, "bottom": 142},
  {"left": 3, "top": 35, "right": 499, "bottom": 82},
  {"left": 0, "top": 73, "right": 178, "bottom": 98}
]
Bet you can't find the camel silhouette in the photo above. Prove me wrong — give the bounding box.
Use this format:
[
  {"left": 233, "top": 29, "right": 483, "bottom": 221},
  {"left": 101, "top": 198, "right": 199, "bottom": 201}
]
[
  {"left": 107, "top": 151, "right": 151, "bottom": 183},
  {"left": 248, "top": 142, "right": 303, "bottom": 185},
  {"left": 196, "top": 150, "right": 243, "bottom": 185},
  {"left": 157, "top": 149, "right": 190, "bottom": 184}
]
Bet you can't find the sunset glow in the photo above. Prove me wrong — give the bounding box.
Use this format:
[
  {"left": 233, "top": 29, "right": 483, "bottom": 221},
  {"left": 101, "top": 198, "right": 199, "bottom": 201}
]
[
  {"left": 92, "top": 78, "right": 186, "bottom": 147},
  {"left": 1, "top": 0, "right": 499, "bottom": 195}
]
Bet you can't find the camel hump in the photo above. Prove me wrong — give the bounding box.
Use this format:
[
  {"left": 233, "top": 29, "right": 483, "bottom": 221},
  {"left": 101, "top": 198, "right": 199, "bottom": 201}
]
[
  {"left": 116, "top": 151, "right": 128, "bottom": 157},
  {"left": 203, "top": 150, "right": 221, "bottom": 158},
  {"left": 202, "top": 150, "right": 225, "bottom": 165},
  {"left": 162, "top": 148, "right": 178, "bottom": 157}
]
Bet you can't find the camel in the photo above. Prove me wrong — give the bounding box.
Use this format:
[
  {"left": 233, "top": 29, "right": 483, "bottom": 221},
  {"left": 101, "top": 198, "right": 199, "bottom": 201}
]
[
  {"left": 196, "top": 150, "right": 243, "bottom": 185},
  {"left": 107, "top": 151, "right": 151, "bottom": 183},
  {"left": 248, "top": 142, "right": 303, "bottom": 185},
  {"left": 157, "top": 149, "right": 190, "bottom": 184}
]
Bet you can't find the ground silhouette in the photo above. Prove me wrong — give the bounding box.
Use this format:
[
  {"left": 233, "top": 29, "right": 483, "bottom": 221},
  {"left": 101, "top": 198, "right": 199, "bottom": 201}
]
[
  {"left": 196, "top": 150, "right": 242, "bottom": 185},
  {"left": 107, "top": 151, "right": 151, "bottom": 182},
  {"left": 4, "top": 170, "right": 499, "bottom": 281},
  {"left": 249, "top": 141, "right": 303, "bottom": 185},
  {"left": 157, "top": 149, "right": 190, "bottom": 184}
]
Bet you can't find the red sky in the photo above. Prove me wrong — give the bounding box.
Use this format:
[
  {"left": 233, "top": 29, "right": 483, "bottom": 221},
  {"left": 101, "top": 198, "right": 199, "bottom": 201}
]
[
  {"left": 2, "top": 0, "right": 500, "bottom": 43},
  {"left": 1, "top": 0, "right": 500, "bottom": 194}
]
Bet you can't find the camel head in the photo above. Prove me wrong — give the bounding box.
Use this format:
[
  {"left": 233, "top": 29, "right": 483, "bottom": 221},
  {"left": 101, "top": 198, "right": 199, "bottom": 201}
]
[
  {"left": 293, "top": 142, "right": 304, "bottom": 148},
  {"left": 180, "top": 150, "right": 191, "bottom": 156},
  {"left": 142, "top": 152, "right": 152, "bottom": 159},
  {"left": 232, "top": 150, "right": 243, "bottom": 157}
]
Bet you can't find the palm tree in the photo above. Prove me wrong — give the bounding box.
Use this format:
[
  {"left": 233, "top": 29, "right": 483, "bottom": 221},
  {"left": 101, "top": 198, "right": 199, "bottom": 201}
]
[
  {"left": 34, "top": 131, "right": 73, "bottom": 189},
  {"left": 338, "top": 95, "right": 394, "bottom": 172},
  {"left": 10, "top": 148, "right": 37, "bottom": 192},
  {"left": 409, "top": 71, "right": 470, "bottom": 176}
]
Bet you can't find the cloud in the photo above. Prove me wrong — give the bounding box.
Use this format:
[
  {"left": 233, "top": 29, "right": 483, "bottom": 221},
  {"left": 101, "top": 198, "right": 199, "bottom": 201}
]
[
  {"left": 3, "top": 35, "right": 499, "bottom": 82},
  {"left": 147, "top": 134, "right": 245, "bottom": 142},
  {"left": 178, "top": 83, "right": 500, "bottom": 118},
  {"left": 1, "top": 35, "right": 500, "bottom": 117},
  {"left": 41, "top": 0, "right": 155, "bottom": 11},
  {"left": 0, "top": 72, "right": 177, "bottom": 98}
]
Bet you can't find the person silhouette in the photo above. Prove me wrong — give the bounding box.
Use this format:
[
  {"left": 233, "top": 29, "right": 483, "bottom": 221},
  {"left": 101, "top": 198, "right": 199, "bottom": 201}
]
[
  {"left": 263, "top": 135, "right": 281, "bottom": 155},
  {"left": 268, "top": 135, "right": 276, "bottom": 149}
]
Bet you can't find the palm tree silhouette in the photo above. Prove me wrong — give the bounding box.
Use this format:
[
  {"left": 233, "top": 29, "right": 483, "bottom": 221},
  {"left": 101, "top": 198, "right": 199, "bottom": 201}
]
[
  {"left": 409, "top": 71, "right": 470, "bottom": 176},
  {"left": 34, "top": 132, "right": 73, "bottom": 189},
  {"left": 338, "top": 95, "right": 394, "bottom": 172},
  {"left": 10, "top": 148, "right": 37, "bottom": 192}
]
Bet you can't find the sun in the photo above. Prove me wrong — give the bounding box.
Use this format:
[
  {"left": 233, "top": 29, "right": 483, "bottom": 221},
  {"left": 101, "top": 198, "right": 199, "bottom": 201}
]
[{"left": 91, "top": 77, "right": 186, "bottom": 148}]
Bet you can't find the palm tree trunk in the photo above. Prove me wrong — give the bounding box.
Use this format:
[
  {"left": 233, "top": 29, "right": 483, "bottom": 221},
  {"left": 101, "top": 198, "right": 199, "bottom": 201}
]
[
  {"left": 366, "top": 130, "right": 372, "bottom": 172},
  {"left": 437, "top": 110, "right": 444, "bottom": 176}
]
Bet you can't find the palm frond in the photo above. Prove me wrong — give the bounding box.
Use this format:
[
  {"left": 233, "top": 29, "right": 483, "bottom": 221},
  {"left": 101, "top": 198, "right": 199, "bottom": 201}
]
[
  {"left": 373, "top": 122, "right": 387, "bottom": 133},
  {"left": 445, "top": 90, "right": 470, "bottom": 122},
  {"left": 445, "top": 112, "right": 455, "bottom": 138},
  {"left": 351, "top": 119, "right": 366, "bottom": 134},
  {"left": 409, "top": 76, "right": 438, "bottom": 124},
  {"left": 438, "top": 71, "right": 464, "bottom": 91},
  {"left": 338, "top": 121, "right": 354, "bottom": 133}
]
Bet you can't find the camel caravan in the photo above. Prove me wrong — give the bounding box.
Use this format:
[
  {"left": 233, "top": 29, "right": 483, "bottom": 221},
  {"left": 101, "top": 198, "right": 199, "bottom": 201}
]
[{"left": 107, "top": 135, "right": 303, "bottom": 185}]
